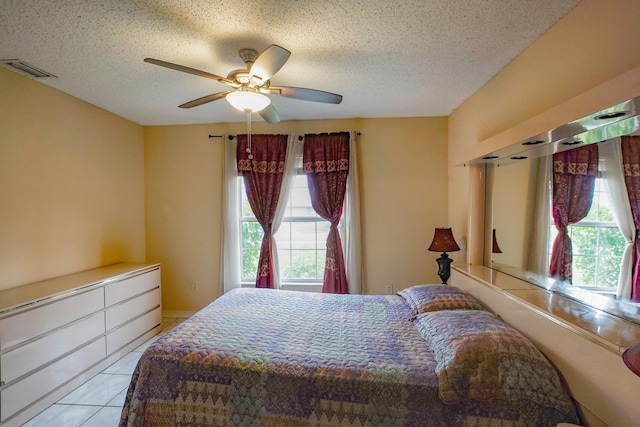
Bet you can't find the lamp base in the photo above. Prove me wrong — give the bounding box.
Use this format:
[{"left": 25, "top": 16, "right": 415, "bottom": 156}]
[{"left": 435, "top": 253, "right": 453, "bottom": 284}]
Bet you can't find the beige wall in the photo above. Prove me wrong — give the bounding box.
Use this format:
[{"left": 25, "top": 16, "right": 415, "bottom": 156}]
[
  {"left": 0, "top": 67, "right": 146, "bottom": 290},
  {"left": 488, "top": 159, "right": 537, "bottom": 269},
  {"left": 448, "top": 0, "right": 640, "bottom": 262},
  {"left": 145, "top": 117, "right": 448, "bottom": 311}
]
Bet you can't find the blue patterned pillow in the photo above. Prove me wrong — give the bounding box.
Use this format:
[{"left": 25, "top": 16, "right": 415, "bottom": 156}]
[
  {"left": 397, "top": 284, "right": 484, "bottom": 314},
  {"left": 413, "top": 309, "right": 578, "bottom": 421}
]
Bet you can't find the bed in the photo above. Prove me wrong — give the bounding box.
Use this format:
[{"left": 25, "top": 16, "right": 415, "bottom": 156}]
[{"left": 119, "top": 285, "right": 580, "bottom": 426}]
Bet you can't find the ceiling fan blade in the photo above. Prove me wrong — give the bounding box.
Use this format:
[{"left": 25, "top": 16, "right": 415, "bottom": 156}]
[
  {"left": 259, "top": 104, "right": 280, "bottom": 124},
  {"left": 249, "top": 45, "right": 291, "bottom": 83},
  {"left": 179, "top": 91, "right": 232, "bottom": 108},
  {"left": 270, "top": 86, "right": 343, "bottom": 104},
  {"left": 144, "top": 58, "right": 234, "bottom": 85}
]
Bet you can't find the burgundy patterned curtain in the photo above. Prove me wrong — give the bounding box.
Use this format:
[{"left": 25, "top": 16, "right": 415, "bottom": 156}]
[
  {"left": 303, "top": 132, "right": 350, "bottom": 294},
  {"left": 237, "top": 134, "right": 288, "bottom": 288},
  {"left": 549, "top": 144, "right": 599, "bottom": 282},
  {"left": 622, "top": 135, "right": 640, "bottom": 301}
]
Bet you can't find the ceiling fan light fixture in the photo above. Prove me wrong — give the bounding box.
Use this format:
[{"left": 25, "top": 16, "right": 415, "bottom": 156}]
[
  {"left": 226, "top": 90, "right": 270, "bottom": 112},
  {"left": 145, "top": 44, "right": 341, "bottom": 120}
]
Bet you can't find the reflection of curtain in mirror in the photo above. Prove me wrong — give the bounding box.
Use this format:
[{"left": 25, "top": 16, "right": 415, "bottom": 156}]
[
  {"left": 527, "top": 156, "right": 551, "bottom": 275},
  {"left": 622, "top": 135, "right": 640, "bottom": 301},
  {"left": 600, "top": 138, "right": 634, "bottom": 299},
  {"left": 549, "top": 145, "right": 599, "bottom": 282}
]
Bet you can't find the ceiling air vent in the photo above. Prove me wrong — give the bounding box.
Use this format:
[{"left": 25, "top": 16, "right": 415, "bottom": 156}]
[{"left": 0, "top": 59, "right": 56, "bottom": 78}]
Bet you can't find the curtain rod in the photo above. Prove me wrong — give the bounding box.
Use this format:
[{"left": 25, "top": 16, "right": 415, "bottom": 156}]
[
  {"left": 297, "top": 132, "right": 362, "bottom": 141},
  {"left": 209, "top": 132, "right": 361, "bottom": 140}
]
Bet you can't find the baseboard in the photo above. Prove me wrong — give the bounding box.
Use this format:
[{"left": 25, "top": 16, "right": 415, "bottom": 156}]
[{"left": 162, "top": 310, "right": 196, "bottom": 319}]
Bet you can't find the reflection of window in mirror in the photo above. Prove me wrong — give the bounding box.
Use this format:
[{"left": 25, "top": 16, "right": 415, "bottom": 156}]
[
  {"left": 545, "top": 138, "right": 629, "bottom": 295},
  {"left": 548, "top": 174, "right": 625, "bottom": 292}
]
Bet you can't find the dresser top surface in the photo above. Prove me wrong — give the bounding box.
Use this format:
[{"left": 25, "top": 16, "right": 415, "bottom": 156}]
[{"left": 0, "top": 263, "right": 160, "bottom": 315}]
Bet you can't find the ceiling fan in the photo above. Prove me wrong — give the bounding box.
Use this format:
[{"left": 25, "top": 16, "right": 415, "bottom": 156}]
[{"left": 144, "top": 44, "right": 343, "bottom": 123}]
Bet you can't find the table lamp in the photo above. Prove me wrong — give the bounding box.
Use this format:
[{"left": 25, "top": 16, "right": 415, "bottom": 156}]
[{"left": 428, "top": 227, "right": 460, "bottom": 284}]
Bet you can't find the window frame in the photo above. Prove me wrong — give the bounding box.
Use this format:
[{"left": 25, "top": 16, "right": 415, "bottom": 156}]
[{"left": 238, "top": 163, "right": 331, "bottom": 285}]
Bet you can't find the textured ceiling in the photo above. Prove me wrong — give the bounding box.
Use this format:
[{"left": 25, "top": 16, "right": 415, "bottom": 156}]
[{"left": 1, "top": 0, "right": 581, "bottom": 126}]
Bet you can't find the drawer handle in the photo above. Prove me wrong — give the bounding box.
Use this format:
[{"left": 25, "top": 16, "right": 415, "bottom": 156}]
[{"left": 0, "top": 380, "right": 4, "bottom": 386}]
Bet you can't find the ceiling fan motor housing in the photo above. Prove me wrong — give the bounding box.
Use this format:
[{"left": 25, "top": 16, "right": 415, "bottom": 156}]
[
  {"left": 238, "top": 48, "right": 258, "bottom": 65},
  {"left": 229, "top": 49, "right": 260, "bottom": 85}
]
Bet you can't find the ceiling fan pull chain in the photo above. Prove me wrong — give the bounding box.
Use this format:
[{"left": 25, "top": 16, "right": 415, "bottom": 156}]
[{"left": 246, "top": 110, "right": 253, "bottom": 160}]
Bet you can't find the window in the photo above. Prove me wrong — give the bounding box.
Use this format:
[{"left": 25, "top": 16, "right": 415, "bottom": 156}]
[
  {"left": 239, "top": 156, "right": 330, "bottom": 284},
  {"left": 549, "top": 176, "right": 626, "bottom": 290},
  {"left": 224, "top": 133, "right": 360, "bottom": 294}
]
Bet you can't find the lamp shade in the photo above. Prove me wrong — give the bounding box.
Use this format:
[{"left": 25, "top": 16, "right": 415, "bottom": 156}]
[
  {"left": 226, "top": 90, "right": 271, "bottom": 112},
  {"left": 623, "top": 342, "right": 640, "bottom": 377},
  {"left": 428, "top": 228, "right": 460, "bottom": 253}
]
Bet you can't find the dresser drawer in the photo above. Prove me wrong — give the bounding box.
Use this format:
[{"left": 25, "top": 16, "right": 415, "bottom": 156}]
[
  {"left": 1, "top": 312, "right": 105, "bottom": 384},
  {"left": 105, "top": 288, "right": 160, "bottom": 331},
  {"left": 106, "top": 307, "right": 161, "bottom": 355},
  {"left": 104, "top": 269, "right": 160, "bottom": 307},
  {"left": 0, "top": 288, "right": 103, "bottom": 351},
  {"left": 1, "top": 338, "right": 106, "bottom": 422}
]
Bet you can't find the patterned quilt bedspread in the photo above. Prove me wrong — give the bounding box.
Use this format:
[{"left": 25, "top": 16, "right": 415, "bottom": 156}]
[{"left": 119, "top": 288, "right": 578, "bottom": 426}]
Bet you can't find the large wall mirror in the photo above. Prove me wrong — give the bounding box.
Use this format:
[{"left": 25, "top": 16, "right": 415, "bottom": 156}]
[{"left": 480, "top": 96, "right": 640, "bottom": 325}]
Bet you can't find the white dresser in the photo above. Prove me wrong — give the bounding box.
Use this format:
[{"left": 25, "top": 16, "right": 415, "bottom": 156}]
[{"left": 0, "top": 263, "right": 162, "bottom": 427}]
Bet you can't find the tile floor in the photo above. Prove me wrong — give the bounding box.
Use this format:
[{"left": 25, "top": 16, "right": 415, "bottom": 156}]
[{"left": 21, "top": 316, "right": 187, "bottom": 427}]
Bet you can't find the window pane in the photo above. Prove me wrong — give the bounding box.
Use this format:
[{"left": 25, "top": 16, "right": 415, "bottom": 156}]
[
  {"left": 597, "top": 205, "right": 614, "bottom": 222},
  {"left": 242, "top": 221, "right": 263, "bottom": 249},
  {"left": 242, "top": 249, "right": 260, "bottom": 279},
  {"left": 242, "top": 195, "right": 253, "bottom": 217},
  {"left": 573, "top": 255, "right": 596, "bottom": 286},
  {"left": 290, "top": 187, "right": 316, "bottom": 217},
  {"left": 598, "top": 227, "right": 625, "bottom": 257},
  {"left": 316, "top": 222, "right": 330, "bottom": 249},
  {"left": 583, "top": 201, "right": 598, "bottom": 221},
  {"left": 585, "top": 180, "right": 600, "bottom": 221},
  {"left": 291, "top": 222, "right": 317, "bottom": 249},
  {"left": 275, "top": 222, "right": 291, "bottom": 249},
  {"left": 317, "top": 250, "right": 326, "bottom": 279},
  {"left": 290, "top": 250, "right": 317, "bottom": 279},
  {"left": 239, "top": 181, "right": 254, "bottom": 217},
  {"left": 571, "top": 226, "right": 597, "bottom": 256},
  {"left": 279, "top": 249, "right": 292, "bottom": 279},
  {"left": 597, "top": 256, "right": 621, "bottom": 288},
  {"left": 596, "top": 257, "right": 622, "bottom": 289}
]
